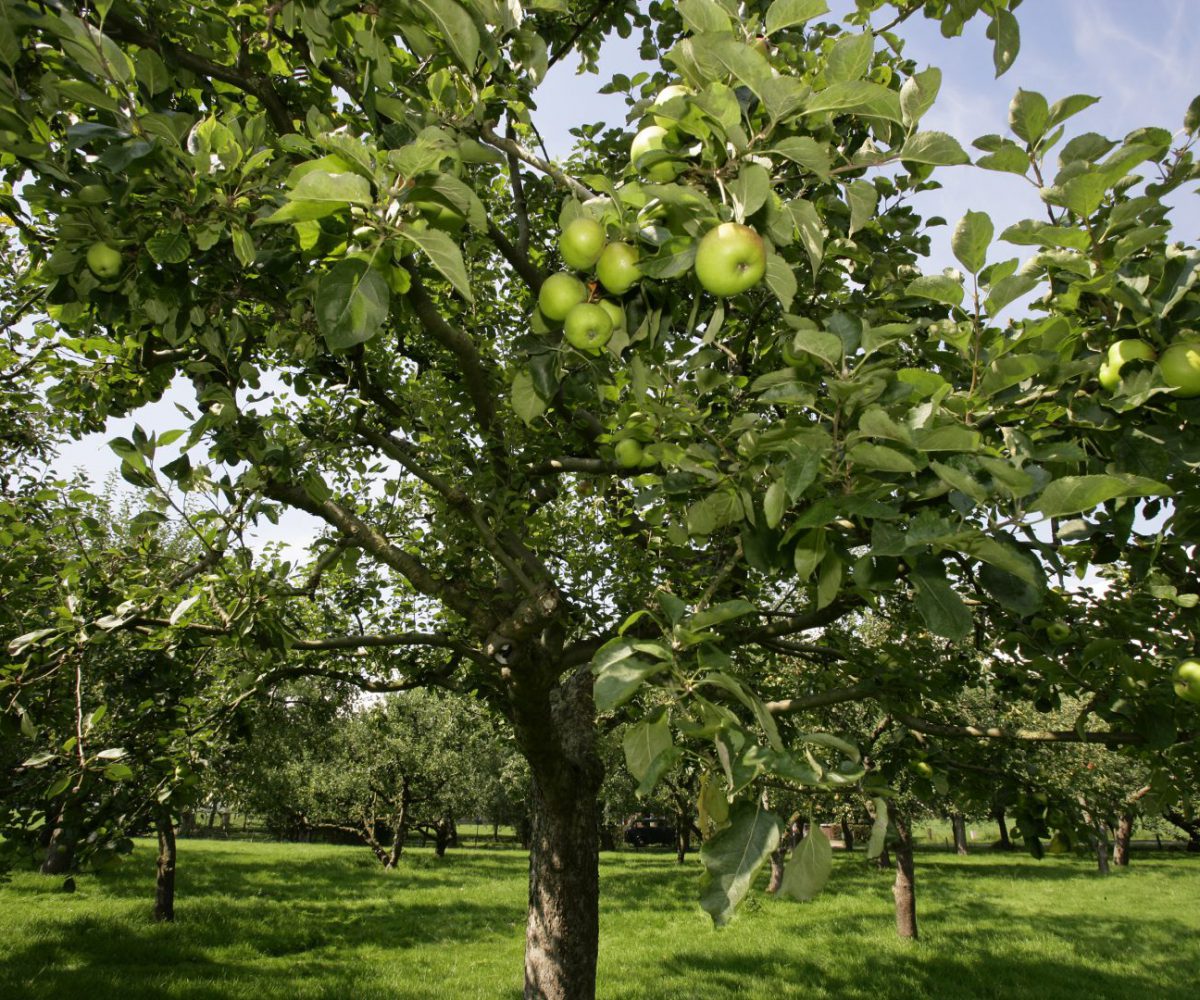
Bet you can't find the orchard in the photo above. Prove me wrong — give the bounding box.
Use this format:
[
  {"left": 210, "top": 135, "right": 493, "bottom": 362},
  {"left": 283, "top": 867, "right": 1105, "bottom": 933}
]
[{"left": 1, "top": 2, "right": 1199, "bottom": 999}]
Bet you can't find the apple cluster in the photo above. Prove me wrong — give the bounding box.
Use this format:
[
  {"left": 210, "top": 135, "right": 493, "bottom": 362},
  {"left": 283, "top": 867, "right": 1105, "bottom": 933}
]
[
  {"left": 539, "top": 217, "right": 641, "bottom": 354},
  {"left": 1098, "top": 338, "right": 1200, "bottom": 397}
]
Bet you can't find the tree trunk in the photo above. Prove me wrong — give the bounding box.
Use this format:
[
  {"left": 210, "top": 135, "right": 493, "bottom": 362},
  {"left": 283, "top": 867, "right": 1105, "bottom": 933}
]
[
  {"left": 993, "top": 806, "right": 1012, "bottom": 850},
  {"left": 1164, "top": 809, "right": 1200, "bottom": 852},
  {"left": 207, "top": 801, "right": 218, "bottom": 829},
  {"left": 40, "top": 801, "right": 77, "bottom": 875},
  {"left": 892, "top": 809, "right": 917, "bottom": 940},
  {"left": 674, "top": 815, "right": 692, "bottom": 864},
  {"left": 434, "top": 816, "right": 452, "bottom": 858},
  {"left": 385, "top": 779, "right": 411, "bottom": 869},
  {"left": 951, "top": 813, "right": 968, "bottom": 855},
  {"left": 511, "top": 665, "right": 603, "bottom": 1000},
  {"left": 154, "top": 810, "right": 177, "bottom": 922},
  {"left": 1114, "top": 812, "right": 1134, "bottom": 867},
  {"left": 1079, "top": 802, "right": 1110, "bottom": 874},
  {"left": 841, "top": 816, "right": 854, "bottom": 851}
]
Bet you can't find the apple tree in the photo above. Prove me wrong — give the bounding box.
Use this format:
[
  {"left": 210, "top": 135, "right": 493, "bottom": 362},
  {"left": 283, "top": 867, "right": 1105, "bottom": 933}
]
[{"left": 3, "top": 1, "right": 1200, "bottom": 996}]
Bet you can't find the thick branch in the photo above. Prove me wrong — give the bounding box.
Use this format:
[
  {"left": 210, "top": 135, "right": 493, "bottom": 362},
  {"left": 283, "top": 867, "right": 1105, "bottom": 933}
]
[
  {"left": 267, "top": 481, "right": 478, "bottom": 621},
  {"left": 487, "top": 221, "right": 543, "bottom": 293},
  {"left": 525, "top": 457, "right": 623, "bottom": 476},
  {"left": 894, "top": 712, "right": 1150, "bottom": 747},
  {"left": 766, "top": 681, "right": 879, "bottom": 715},
  {"left": 104, "top": 13, "right": 293, "bottom": 134}
]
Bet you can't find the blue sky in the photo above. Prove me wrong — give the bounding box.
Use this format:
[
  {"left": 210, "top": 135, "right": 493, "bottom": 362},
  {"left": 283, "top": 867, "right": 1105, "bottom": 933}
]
[{"left": 50, "top": 1, "right": 1200, "bottom": 555}]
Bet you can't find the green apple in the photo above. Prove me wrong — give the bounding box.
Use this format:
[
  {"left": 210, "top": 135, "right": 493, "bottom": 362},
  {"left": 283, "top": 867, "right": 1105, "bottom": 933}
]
[
  {"left": 596, "top": 242, "right": 641, "bottom": 295},
  {"left": 598, "top": 299, "right": 625, "bottom": 333},
  {"left": 1098, "top": 338, "right": 1156, "bottom": 390},
  {"left": 559, "top": 217, "right": 606, "bottom": 271},
  {"left": 76, "top": 183, "right": 110, "bottom": 205},
  {"left": 563, "top": 302, "right": 613, "bottom": 353},
  {"left": 1172, "top": 658, "right": 1200, "bottom": 704},
  {"left": 630, "top": 125, "right": 679, "bottom": 183},
  {"left": 86, "top": 241, "right": 122, "bottom": 279},
  {"left": 614, "top": 438, "right": 644, "bottom": 468},
  {"left": 1045, "top": 621, "right": 1071, "bottom": 644},
  {"left": 694, "top": 223, "right": 766, "bottom": 297},
  {"left": 538, "top": 273, "right": 588, "bottom": 323},
  {"left": 651, "top": 84, "right": 691, "bottom": 128},
  {"left": 1160, "top": 342, "right": 1200, "bottom": 397},
  {"left": 908, "top": 760, "right": 934, "bottom": 779}
]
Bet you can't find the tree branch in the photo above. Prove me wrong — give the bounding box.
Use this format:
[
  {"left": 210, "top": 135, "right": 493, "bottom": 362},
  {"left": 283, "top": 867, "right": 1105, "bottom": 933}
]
[
  {"left": 478, "top": 124, "right": 594, "bottom": 200},
  {"left": 893, "top": 712, "right": 1152, "bottom": 748}
]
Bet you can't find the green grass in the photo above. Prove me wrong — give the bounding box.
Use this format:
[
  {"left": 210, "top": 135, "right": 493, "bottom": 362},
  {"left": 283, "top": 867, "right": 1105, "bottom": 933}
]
[{"left": 1, "top": 839, "right": 1197, "bottom": 999}]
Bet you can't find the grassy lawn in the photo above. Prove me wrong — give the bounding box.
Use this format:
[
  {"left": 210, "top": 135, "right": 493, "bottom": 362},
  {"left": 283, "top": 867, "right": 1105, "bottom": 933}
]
[{"left": 1, "top": 839, "right": 1197, "bottom": 1000}]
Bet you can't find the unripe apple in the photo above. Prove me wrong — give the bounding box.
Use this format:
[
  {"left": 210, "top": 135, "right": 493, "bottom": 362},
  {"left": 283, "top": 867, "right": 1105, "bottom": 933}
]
[
  {"left": 411, "top": 199, "right": 466, "bottom": 233},
  {"left": 598, "top": 299, "right": 625, "bottom": 333},
  {"left": 1098, "top": 338, "right": 1155, "bottom": 390},
  {"left": 651, "top": 84, "right": 692, "bottom": 128},
  {"left": 1160, "top": 342, "right": 1200, "bottom": 397},
  {"left": 693, "top": 223, "right": 766, "bottom": 297},
  {"left": 595, "top": 242, "right": 641, "bottom": 295},
  {"left": 559, "top": 217, "right": 606, "bottom": 271},
  {"left": 86, "top": 241, "right": 122, "bottom": 279},
  {"left": 614, "top": 438, "right": 644, "bottom": 468},
  {"left": 76, "top": 183, "right": 110, "bottom": 205},
  {"left": 538, "top": 273, "right": 588, "bottom": 323},
  {"left": 630, "top": 125, "right": 679, "bottom": 183},
  {"left": 563, "top": 302, "right": 613, "bottom": 353},
  {"left": 1044, "top": 621, "right": 1071, "bottom": 644},
  {"left": 1173, "top": 658, "right": 1200, "bottom": 704}
]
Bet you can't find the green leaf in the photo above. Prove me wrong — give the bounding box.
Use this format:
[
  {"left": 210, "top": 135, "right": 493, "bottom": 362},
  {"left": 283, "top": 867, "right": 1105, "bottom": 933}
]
[
  {"left": 815, "top": 551, "right": 841, "bottom": 610},
  {"left": 897, "top": 131, "right": 970, "bottom": 166},
  {"left": 1048, "top": 94, "right": 1100, "bottom": 129},
  {"left": 690, "top": 600, "right": 758, "bottom": 630},
  {"left": 911, "top": 564, "right": 972, "bottom": 641},
  {"left": 765, "top": 0, "right": 829, "bottom": 35},
  {"left": 145, "top": 230, "right": 190, "bottom": 264},
  {"left": 900, "top": 66, "right": 941, "bottom": 130},
  {"left": 866, "top": 798, "right": 889, "bottom": 860},
  {"left": 906, "top": 274, "right": 964, "bottom": 308},
  {"left": 594, "top": 657, "right": 669, "bottom": 713},
  {"left": 985, "top": 273, "right": 1038, "bottom": 316},
  {"left": 1009, "top": 89, "right": 1049, "bottom": 146},
  {"left": 771, "top": 137, "right": 832, "bottom": 179},
  {"left": 1034, "top": 474, "right": 1172, "bottom": 518},
  {"left": 315, "top": 259, "right": 390, "bottom": 351},
  {"left": 793, "top": 528, "right": 825, "bottom": 580},
  {"left": 730, "top": 162, "right": 771, "bottom": 220},
  {"left": 699, "top": 803, "right": 782, "bottom": 926},
  {"left": 826, "top": 32, "right": 872, "bottom": 84},
  {"left": 846, "top": 443, "right": 919, "bottom": 473},
  {"left": 1185, "top": 95, "right": 1200, "bottom": 136},
  {"left": 404, "top": 225, "right": 474, "bottom": 302},
  {"left": 291, "top": 170, "right": 373, "bottom": 206},
  {"left": 103, "top": 762, "right": 134, "bottom": 781},
  {"left": 988, "top": 9, "right": 1020, "bottom": 77},
  {"left": 411, "top": 0, "right": 480, "bottom": 68},
  {"left": 688, "top": 490, "right": 742, "bottom": 536},
  {"left": 846, "top": 180, "right": 877, "bottom": 236},
  {"left": 789, "top": 199, "right": 824, "bottom": 279},
  {"left": 677, "top": 0, "right": 731, "bottom": 34},
  {"left": 764, "top": 253, "right": 797, "bottom": 312},
  {"left": 779, "top": 824, "right": 833, "bottom": 901},
  {"left": 764, "top": 479, "right": 787, "bottom": 529},
  {"left": 804, "top": 81, "right": 902, "bottom": 124},
  {"left": 787, "top": 327, "right": 842, "bottom": 367},
  {"left": 914, "top": 424, "right": 981, "bottom": 453},
  {"left": 623, "top": 713, "right": 674, "bottom": 793},
  {"left": 230, "top": 226, "right": 255, "bottom": 268},
  {"left": 511, "top": 370, "right": 547, "bottom": 424},
  {"left": 976, "top": 140, "right": 1029, "bottom": 175},
  {"left": 951, "top": 210, "right": 993, "bottom": 275}
]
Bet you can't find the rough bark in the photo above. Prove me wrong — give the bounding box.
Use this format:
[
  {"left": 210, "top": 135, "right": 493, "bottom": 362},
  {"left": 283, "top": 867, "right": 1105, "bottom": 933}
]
[
  {"left": 1113, "top": 812, "right": 1134, "bottom": 867},
  {"left": 1079, "top": 802, "right": 1110, "bottom": 874},
  {"left": 385, "top": 779, "right": 411, "bottom": 868},
  {"left": 951, "top": 812, "right": 969, "bottom": 855},
  {"left": 993, "top": 806, "right": 1012, "bottom": 850},
  {"left": 892, "top": 809, "right": 918, "bottom": 940},
  {"left": 154, "top": 810, "right": 177, "bottom": 922},
  {"left": 511, "top": 665, "right": 603, "bottom": 1000},
  {"left": 1164, "top": 809, "right": 1200, "bottom": 852}
]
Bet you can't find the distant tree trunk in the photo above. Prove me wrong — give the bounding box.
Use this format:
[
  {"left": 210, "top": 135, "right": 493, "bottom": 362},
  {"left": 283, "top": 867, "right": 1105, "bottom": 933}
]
[
  {"left": 179, "top": 810, "right": 196, "bottom": 837},
  {"left": 675, "top": 823, "right": 690, "bottom": 864},
  {"left": 951, "top": 813, "right": 968, "bottom": 855},
  {"left": 207, "top": 801, "right": 218, "bottom": 829},
  {"left": 1079, "top": 801, "right": 1110, "bottom": 874},
  {"left": 993, "top": 806, "right": 1012, "bottom": 850},
  {"left": 1114, "top": 812, "right": 1134, "bottom": 867},
  {"left": 434, "top": 816, "right": 453, "bottom": 857},
  {"left": 447, "top": 816, "right": 459, "bottom": 848},
  {"left": 154, "top": 809, "right": 177, "bottom": 922},
  {"left": 511, "top": 665, "right": 603, "bottom": 1000},
  {"left": 841, "top": 817, "right": 854, "bottom": 851},
  {"left": 767, "top": 818, "right": 801, "bottom": 893},
  {"left": 892, "top": 810, "right": 917, "bottom": 940}
]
